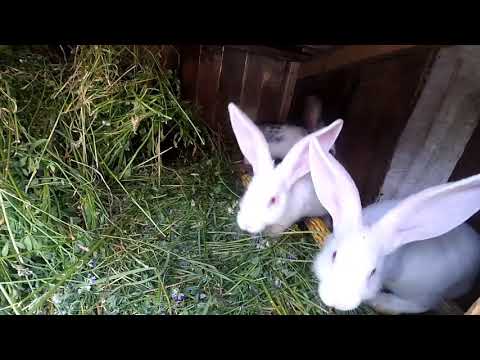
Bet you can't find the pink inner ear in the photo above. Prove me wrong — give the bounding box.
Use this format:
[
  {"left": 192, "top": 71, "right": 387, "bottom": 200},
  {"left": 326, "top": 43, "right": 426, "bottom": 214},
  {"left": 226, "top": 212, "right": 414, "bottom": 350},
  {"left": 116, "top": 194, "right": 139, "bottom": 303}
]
[
  {"left": 374, "top": 173, "right": 480, "bottom": 254},
  {"left": 280, "top": 119, "right": 344, "bottom": 190},
  {"left": 228, "top": 103, "right": 273, "bottom": 175},
  {"left": 308, "top": 138, "right": 363, "bottom": 234}
]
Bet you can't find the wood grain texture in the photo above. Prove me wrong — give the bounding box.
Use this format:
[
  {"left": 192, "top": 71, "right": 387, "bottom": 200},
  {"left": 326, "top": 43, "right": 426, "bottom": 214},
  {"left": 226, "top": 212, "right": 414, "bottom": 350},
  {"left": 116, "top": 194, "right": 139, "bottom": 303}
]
[
  {"left": 278, "top": 62, "right": 300, "bottom": 123},
  {"left": 299, "top": 45, "right": 426, "bottom": 79},
  {"left": 257, "top": 56, "right": 287, "bottom": 122},
  {"left": 225, "top": 45, "right": 310, "bottom": 61},
  {"left": 180, "top": 46, "right": 300, "bottom": 146},
  {"left": 288, "top": 49, "right": 433, "bottom": 205},
  {"left": 214, "top": 47, "right": 248, "bottom": 144},
  {"left": 449, "top": 117, "right": 480, "bottom": 232},
  {"left": 380, "top": 46, "right": 480, "bottom": 201},
  {"left": 287, "top": 66, "right": 358, "bottom": 128},
  {"left": 240, "top": 53, "right": 268, "bottom": 122},
  {"left": 337, "top": 48, "right": 434, "bottom": 205},
  {"left": 178, "top": 45, "right": 201, "bottom": 104},
  {"left": 196, "top": 45, "right": 223, "bottom": 130},
  {"left": 466, "top": 296, "right": 480, "bottom": 315}
]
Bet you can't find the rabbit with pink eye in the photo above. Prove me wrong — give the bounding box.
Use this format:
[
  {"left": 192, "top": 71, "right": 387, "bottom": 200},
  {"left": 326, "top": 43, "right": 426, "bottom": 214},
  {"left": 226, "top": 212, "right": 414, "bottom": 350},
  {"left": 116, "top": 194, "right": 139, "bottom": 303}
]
[
  {"left": 227, "top": 102, "right": 343, "bottom": 236},
  {"left": 308, "top": 138, "right": 480, "bottom": 314}
]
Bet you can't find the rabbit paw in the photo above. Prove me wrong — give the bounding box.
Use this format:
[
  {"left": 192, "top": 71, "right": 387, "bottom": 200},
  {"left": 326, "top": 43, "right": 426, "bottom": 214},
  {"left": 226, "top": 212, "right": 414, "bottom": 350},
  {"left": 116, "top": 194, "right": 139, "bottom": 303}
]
[
  {"left": 367, "top": 292, "right": 429, "bottom": 314},
  {"left": 265, "top": 224, "right": 287, "bottom": 238}
]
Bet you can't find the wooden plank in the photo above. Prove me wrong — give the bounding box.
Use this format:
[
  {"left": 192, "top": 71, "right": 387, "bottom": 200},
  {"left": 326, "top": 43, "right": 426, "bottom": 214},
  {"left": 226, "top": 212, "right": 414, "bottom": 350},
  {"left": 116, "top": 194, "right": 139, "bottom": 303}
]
[
  {"left": 278, "top": 62, "right": 300, "bottom": 123},
  {"left": 380, "top": 46, "right": 480, "bottom": 201},
  {"left": 448, "top": 124, "right": 480, "bottom": 232},
  {"left": 240, "top": 53, "right": 268, "bottom": 122},
  {"left": 213, "top": 47, "right": 248, "bottom": 143},
  {"left": 287, "top": 66, "right": 358, "bottom": 129},
  {"left": 300, "top": 46, "right": 336, "bottom": 58},
  {"left": 196, "top": 45, "right": 223, "bottom": 129},
  {"left": 449, "top": 118, "right": 480, "bottom": 232},
  {"left": 450, "top": 122, "right": 480, "bottom": 182},
  {"left": 178, "top": 45, "right": 201, "bottom": 104},
  {"left": 466, "top": 297, "right": 480, "bottom": 315},
  {"left": 225, "top": 45, "right": 310, "bottom": 62},
  {"left": 143, "top": 45, "right": 179, "bottom": 70},
  {"left": 257, "top": 57, "right": 288, "bottom": 122},
  {"left": 298, "top": 45, "right": 433, "bottom": 80},
  {"left": 338, "top": 48, "right": 434, "bottom": 205}
]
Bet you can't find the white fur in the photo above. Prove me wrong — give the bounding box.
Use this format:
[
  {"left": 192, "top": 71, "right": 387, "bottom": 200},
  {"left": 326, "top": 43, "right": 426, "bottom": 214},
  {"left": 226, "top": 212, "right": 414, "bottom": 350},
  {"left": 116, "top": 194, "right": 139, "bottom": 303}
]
[
  {"left": 309, "top": 139, "right": 480, "bottom": 314},
  {"left": 260, "top": 124, "right": 308, "bottom": 160},
  {"left": 243, "top": 95, "right": 334, "bottom": 166},
  {"left": 243, "top": 125, "right": 307, "bottom": 166},
  {"left": 228, "top": 103, "right": 343, "bottom": 236},
  {"left": 258, "top": 124, "right": 336, "bottom": 161},
  {"left": 237, "top": 169, "right": 328, "bottom": 234}
]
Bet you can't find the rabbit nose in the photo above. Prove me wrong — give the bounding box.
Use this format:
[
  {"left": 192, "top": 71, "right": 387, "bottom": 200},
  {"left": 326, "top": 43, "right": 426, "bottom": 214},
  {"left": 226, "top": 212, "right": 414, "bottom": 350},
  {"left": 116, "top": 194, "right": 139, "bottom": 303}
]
[
  {"left": 319, "top": 287, "right": 335, "bottom": 308},
  {"left": 319, "top": 285, "right": 360, "bottom": 312},
  {"left": 237, "top": 214, "right": 252, "bottom": 232},
  {"left": 237, "top": 213, "right": 262, "bottom": 234},
  {"left": 237, "top": 214, "right": 247, "bottom": 230},
  {"left": 239, "top": 222, "right": 259, "bottom": 234}
]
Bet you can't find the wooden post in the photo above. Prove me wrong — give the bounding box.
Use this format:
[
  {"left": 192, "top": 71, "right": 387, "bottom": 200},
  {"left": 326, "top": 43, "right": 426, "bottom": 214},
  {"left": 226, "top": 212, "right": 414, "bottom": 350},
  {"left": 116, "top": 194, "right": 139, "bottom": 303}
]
[
  {"left": 278, "top": 62, "right": 300, "bottom": 123},
  {"left": 225, "top": 45, "right": 309, "bottom": 62},
  {"left": 298, "top": 45, "right": 423, "bottom": 79},
  {"left": 466, "top": 297, "right": 480, "bottom": 315},
  {"left": 380, "top": 46, "right": 480, "bottom": 201}
]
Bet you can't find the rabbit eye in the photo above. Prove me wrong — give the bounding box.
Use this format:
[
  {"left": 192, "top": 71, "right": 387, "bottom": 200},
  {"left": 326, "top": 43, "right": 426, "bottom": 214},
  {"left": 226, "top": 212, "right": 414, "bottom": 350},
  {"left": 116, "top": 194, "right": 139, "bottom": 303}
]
[
  {"left": 268, "top": 196, "right": 277, "bottom": 207},
  {"left": 369, "top": 268, "right": 377, "bottom": 278},
  {"left": 332, "top": 251, "right": 337, "bottom": 262}
]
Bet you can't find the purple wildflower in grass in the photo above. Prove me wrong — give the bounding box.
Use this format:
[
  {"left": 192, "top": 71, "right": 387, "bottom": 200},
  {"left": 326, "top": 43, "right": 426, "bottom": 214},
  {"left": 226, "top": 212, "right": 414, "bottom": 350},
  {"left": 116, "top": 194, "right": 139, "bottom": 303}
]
[
  {"left": 171, "top": 288, "right": 186, "bottom": 303},
  {"left": 87, "top": 258, "right": 97, "bottom": 268},
  {"left": 88, "top": 275, "right": 97, "bottom": 285}
]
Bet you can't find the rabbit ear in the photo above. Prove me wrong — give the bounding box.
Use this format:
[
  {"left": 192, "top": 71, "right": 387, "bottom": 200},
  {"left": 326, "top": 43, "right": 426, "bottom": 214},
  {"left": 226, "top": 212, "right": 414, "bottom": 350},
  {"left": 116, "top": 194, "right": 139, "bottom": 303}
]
[
  {"left": 372, "top": 173, "right": 480, "bottom": 255},
  {"left": 308, "top": 138, "right": 363, "bottom": 234},
  {"left": 228, "top": 103, "right": 273, "bottom": 174},
  {"left": 279, "top": 119, "right": 344, "bottom": 190},
  {"left": 304, "top": 95, "right": 323, "bottom": 131}
]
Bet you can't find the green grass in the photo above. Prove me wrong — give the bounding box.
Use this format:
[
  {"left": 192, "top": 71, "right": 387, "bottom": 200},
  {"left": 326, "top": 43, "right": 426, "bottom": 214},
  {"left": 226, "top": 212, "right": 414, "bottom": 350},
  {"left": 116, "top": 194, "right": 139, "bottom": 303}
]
[
  {"left": 0, "top": 45, "right": 374, "bottom": 315},
  {"left": 0, "top": 157, "right": 375, "bottom": 315}
]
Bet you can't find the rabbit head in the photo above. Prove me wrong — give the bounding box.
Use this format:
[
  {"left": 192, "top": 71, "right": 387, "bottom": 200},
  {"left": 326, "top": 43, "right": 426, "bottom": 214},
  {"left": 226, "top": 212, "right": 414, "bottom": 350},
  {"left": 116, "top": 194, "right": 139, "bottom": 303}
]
[
  {"left": 308, "top": 138, "right": 480, "bottom": 312},
  {"left": 228, "top": 103, "right": 342, "bottom": 234}
]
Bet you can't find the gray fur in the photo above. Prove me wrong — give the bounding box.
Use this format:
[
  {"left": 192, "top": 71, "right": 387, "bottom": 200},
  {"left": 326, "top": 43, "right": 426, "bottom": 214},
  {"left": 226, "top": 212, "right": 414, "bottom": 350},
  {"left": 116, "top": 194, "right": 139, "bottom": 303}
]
[{"left": 364, "top": 200, "right": 480, "bottom": 314}]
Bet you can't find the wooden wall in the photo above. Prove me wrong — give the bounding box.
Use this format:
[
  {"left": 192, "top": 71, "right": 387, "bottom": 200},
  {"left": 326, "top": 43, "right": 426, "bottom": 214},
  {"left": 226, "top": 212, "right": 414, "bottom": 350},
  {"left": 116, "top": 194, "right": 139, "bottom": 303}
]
[
  {"left": 177, "top": 45, "right": 300, "bottom": 153},
  {"left": 177, "top": 45, "right": 480, "bottom": 216},
  {"left": 290, "top": 47, "right": 436, "bottom": 206},
  {"left": 451, "top": 122, "right": 480, "bottom": 309},
  {"left": 450, "top": 123, "right": 480, "bottom": 231}
]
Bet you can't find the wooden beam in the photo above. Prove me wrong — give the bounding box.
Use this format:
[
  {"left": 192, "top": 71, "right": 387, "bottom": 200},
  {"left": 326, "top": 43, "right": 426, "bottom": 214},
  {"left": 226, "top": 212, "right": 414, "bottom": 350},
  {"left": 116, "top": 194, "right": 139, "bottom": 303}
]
[
  {"left": 466, "top": 297, "right": 480, "bottom": 315},
  {"left": 278, "top": 62, "right": 300, "bottom": 122},
  {"left": 225, "top": 45, "right": 310, "bottom": 62},
  {"left": 298, "top": 45, "right": 433, "bottom": 79},
  {"left": 300, "top": 45, "right": 335, "bottom": 56},
  {"left": 380, "top": 46, "right": 480, "bottom": 201}
]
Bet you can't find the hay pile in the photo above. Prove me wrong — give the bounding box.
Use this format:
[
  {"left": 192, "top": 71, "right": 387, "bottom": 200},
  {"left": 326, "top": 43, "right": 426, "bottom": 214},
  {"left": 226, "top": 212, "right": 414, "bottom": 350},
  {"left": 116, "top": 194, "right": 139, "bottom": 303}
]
[{"left": 0, "top": 45, "right": 372, "bottom": 314}]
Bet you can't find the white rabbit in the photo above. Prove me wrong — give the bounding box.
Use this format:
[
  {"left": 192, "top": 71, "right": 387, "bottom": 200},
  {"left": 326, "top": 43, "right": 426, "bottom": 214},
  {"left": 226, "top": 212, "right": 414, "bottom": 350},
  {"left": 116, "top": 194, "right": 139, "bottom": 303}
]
[
  {"left": 228, "top": 102, "right": 343, "bottom": 236},
  {"left": 308, "top": 138, "right": 480, "bottom": 314},
  {"left": 255, "top": 124, "right": 308, "bottom": 165},
  {"left": 243, "top": 96, "right": 334, "bottom": 166}
]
